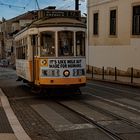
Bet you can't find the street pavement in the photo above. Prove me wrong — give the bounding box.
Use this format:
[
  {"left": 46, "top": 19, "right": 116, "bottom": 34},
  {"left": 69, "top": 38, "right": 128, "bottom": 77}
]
[
  {"left": 0, "top": 66, "right": 16, "bottom": 80},
  {"left": 0, "top": 66, "right": 140, "bottom": 140}
]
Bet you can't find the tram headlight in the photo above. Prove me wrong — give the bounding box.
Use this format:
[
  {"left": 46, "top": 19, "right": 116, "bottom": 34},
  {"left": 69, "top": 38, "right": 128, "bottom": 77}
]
[
  {"left": 63, "top": 70, "right": 70, "bottom": 77},
  {"left": 41, "top": 60, "right": 47, "bottom": 65}
]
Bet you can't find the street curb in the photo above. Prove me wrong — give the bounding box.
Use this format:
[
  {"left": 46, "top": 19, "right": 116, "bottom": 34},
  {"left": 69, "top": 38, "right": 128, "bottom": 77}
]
[
  {"left": 0, "top": 88, "right": 31, "bottom": 140},
  {"left": 87, "top": 77, "right": 140, "bottom": 88}
]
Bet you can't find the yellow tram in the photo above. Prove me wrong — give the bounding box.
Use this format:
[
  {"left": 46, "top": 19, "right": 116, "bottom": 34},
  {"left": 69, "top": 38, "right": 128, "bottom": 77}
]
[{"left": 14, "top": 8, "right": 86, "bottom": 89}]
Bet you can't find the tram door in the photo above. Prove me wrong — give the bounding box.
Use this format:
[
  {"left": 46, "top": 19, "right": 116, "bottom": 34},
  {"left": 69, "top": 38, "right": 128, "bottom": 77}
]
[{"left": 31, "top": 35, "right": 38, "bottom": 83}]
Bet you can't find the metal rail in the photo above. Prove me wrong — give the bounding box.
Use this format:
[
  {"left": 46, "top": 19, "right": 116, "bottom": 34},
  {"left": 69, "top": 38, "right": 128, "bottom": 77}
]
[
  {"left": 57, "top": 101, "right": 124, "bottom": 140},
  {"left": 81, "top": 88, "right": 140, "bottom": 132},
  {"left": 87, "top": 82, "right": 140, "bottom": 98},
  {"left": 85, "top": 85, "right": 140, "bottom": 113},
  {"left": 86, "top": 83, "right": 140, "bottom": 105},
  {"left": 80, "top": 99, "right": 140, "bottom": 130}
]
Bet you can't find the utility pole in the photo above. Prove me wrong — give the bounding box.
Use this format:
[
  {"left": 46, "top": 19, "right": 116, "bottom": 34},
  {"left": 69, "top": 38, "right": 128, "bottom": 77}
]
[
  {"left": 35, "top": 0, "right": 40, "bottom": 10},
  {"left": 75, "top": 0, "right": 79, "bottom": 10}
]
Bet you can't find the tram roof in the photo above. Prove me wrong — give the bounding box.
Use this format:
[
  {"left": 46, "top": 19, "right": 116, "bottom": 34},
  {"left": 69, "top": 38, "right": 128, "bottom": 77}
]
[
  {"left": 29, "top": 17, "right": 86, "bottom": 28},
  {"left": 14, "top": 17, "right": 86, "bottom": 37}
]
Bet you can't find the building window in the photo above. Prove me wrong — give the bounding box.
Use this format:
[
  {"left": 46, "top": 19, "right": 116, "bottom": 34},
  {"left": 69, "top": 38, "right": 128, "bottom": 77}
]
[
  {"left": 132, "top": 5, "right": 140, "bottom": 35},
  {"left": 110, "top": 9, "right": 116, "bottom": 35},
  {"left": 93, "top": 13, "right": 98, "bottom": 35}
]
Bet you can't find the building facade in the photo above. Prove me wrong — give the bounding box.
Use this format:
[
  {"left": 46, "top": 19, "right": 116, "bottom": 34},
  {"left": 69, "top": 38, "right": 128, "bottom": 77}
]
[
  {"left": 87, "top": 0, "right": 140, "bottom": 76},
  {"left": 0, "top": 11, "right": 37, "bottom": 64}
]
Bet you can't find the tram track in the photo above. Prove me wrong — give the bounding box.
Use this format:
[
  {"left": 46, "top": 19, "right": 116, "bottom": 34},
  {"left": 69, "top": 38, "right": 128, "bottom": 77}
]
[
  {"left": 83, "top": 86, "right": 140, "bottom": 123},
  {"left": 86, "top": 90, "right": 140, "bottom": 114},
  {"left": 9, "top": 95, "right": 118, "bottom": 140},
  {"left": 87, "top": 81, "right": 140, "bottom": 96},
  {"left": 87, "top": 82, "right": 140, "bottom": 98},
  {"left": 84, "top": 85, "right": 140, "bottom": 110},
  {"left": 56, "top": 100, "right": 126, "bottom": 140},
  {"left": 85, "top": 83, "right": 140, "bottom": 110},
  {"left": 55, "top": 95, "right": 140, "bottom": 140},
  {"left": 79, "top": 99, "right": 140, "bottom": 129}
]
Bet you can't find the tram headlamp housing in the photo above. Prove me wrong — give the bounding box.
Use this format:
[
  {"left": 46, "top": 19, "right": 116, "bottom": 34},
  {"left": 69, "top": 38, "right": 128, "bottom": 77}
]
[
  {"left": 63, "top": 70, "right": 70, "bottom": 77},
  {"left": 41, "top": 60, "right": 47, "bottom": 65}
]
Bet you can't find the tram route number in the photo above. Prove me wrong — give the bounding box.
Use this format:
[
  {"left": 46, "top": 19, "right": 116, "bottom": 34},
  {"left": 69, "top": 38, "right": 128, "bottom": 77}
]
[{"left": 49, "top": 59, "right": 82, "bottom": 68}]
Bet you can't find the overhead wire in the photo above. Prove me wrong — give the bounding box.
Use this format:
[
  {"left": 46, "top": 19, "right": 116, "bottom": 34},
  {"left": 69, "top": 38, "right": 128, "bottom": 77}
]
[
  {"left": 0, "top": 0, "right": 87, "bottom": 19},
  {"left": 0, "top": 1, "right": 25, "bottom": 9},
  {"left": 0, "top": 0, "right": 86, "bottom": 11},
  {"left": 25, "top": 0, "right": 33, "bottom": 8},
  {"left": 58, "top": 1, "right": 74, "bottom": 10}
]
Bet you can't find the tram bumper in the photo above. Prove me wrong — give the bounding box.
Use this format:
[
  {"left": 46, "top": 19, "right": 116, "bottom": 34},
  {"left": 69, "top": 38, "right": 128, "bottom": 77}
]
[{"left": 35, "top": 77, "right": 86, "bottom": 87}]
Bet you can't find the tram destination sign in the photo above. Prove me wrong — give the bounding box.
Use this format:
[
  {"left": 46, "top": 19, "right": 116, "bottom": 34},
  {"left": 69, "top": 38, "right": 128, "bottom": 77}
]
[{"left": 39, "top": 10, "right": 81, "bottom": 19}]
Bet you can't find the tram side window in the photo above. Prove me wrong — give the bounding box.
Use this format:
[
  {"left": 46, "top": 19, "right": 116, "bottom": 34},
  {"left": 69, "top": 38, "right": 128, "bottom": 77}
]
[
  {"left": 40, "top": 31, "right": 55, "bottom": 57},
  {"left": 76, "top": 31, "right": 85, "bottom": 56},
  {"left": 31, "top": 35, "right": 38, "bottom": 56},
  {"left": 58, "top": 31, "right": 74, "bottom": 56},
  {"left": 16, "top": 39, "right": 28, "bottom": 59}
]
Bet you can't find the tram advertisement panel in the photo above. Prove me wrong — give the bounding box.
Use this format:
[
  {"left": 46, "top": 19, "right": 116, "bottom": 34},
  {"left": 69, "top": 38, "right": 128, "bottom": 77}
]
[{"left": 40, "top": 58, "right": 86, "bottom": 78}]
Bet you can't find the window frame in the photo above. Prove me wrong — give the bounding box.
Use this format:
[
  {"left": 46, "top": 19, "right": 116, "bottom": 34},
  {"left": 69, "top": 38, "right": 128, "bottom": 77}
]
[
  {"left": 40, "top": 31, "right": 56, "bottom": 57},
  {"left": 132, "top": 4, "right": 140, "bottom": 36},
  {"left": 109, "top": 7, "right": 118, "bottom": 37},
  {"left": 93, "top": 12, "right": 99, "bottom": 36},
  {"left": 58, "top": 31, "right": 74, "bottom": 57},
  {"left": 76, "top": 31, "right": 85, "bottom": 56},
  {"left": 15, "top": 38, "right": 28, "bottom": 60}
]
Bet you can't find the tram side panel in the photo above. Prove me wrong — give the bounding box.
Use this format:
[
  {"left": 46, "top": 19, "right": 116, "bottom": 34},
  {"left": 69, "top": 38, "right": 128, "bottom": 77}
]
[{"left": 16, "top": 59, "right": 33, "bottom": 82}]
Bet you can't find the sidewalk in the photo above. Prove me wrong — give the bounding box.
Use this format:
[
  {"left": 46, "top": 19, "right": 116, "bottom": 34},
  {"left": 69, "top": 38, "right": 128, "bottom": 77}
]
[
  {"left": 0, "top": 88, "right": 31, "bottom": 140},
  {"left": 0, "top": 92, "right": 17, "bottom": 140},
  {"left": 86, "top": 73, "right": 140, "bottom": 87},
  {"left": 0, "top": 66, "right": 31, "bottom": 140}
]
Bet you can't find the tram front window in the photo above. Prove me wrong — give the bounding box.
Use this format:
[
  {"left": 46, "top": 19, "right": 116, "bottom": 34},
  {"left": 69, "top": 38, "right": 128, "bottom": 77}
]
[
  {"left": 58, "top": 31, "right": 74, "bottom": 56},
  {"left": 40, "top": 31, "right": 55, "bottom": 57},
  {"left": 76, "top": 31, "right": 85, "bottom": 56}
]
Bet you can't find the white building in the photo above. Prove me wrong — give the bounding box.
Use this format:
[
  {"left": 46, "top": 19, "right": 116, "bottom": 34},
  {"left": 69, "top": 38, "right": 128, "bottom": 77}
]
[{"left": 87, "top": 0, "right": 140, "bottom": 76}]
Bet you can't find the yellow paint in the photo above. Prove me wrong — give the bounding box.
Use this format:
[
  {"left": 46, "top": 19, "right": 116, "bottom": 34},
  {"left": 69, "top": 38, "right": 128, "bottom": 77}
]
[
  {"left": 28, "top": 58, "right": 40, "bottom": 82},
  {"left": 29, "top": 61, "right": 33, "bottom": 81},
  {"left": 38, "top": 77, "right": 86, "bottom": 85}
]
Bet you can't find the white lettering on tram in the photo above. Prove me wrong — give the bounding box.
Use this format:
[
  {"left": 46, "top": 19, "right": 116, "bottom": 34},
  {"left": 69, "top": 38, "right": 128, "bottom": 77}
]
[{"left": 49, "top": 59, "right": 82, "bottom": 68}]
